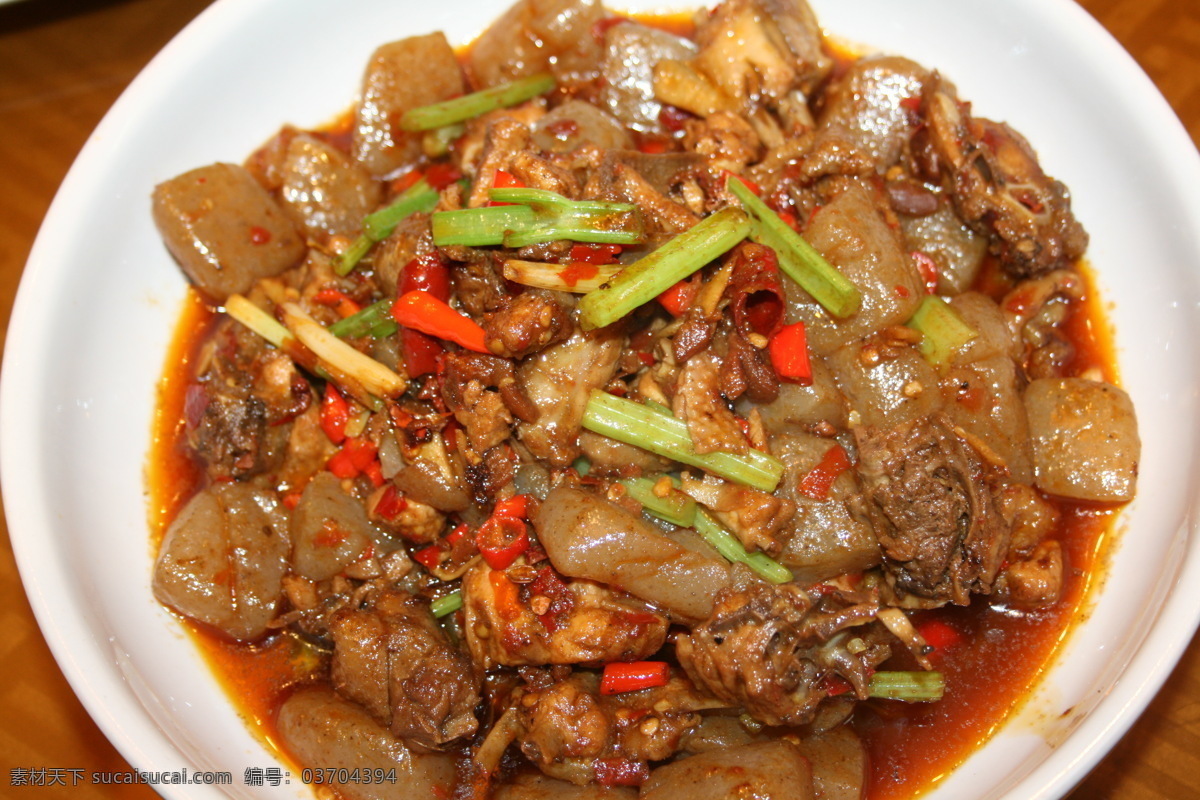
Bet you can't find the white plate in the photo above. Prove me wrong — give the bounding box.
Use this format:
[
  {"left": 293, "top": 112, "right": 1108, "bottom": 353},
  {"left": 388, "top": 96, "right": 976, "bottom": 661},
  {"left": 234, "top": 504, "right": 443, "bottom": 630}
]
[{"left": 3, "top": 1, "right": 1199, "bottom": 798}]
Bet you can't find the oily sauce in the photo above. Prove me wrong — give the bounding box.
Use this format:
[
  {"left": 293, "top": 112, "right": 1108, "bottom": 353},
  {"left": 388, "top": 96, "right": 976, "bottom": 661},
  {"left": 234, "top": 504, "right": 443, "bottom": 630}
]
[{"left": 145, "top": 11, "right": 1126, "bottom": 795}]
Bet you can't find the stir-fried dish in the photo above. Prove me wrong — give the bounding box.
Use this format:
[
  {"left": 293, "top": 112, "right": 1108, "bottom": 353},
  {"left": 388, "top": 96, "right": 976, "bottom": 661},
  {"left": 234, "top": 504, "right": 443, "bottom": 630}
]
[{"left": 148, "top": 0, "right": 1141, "bottom": 797}]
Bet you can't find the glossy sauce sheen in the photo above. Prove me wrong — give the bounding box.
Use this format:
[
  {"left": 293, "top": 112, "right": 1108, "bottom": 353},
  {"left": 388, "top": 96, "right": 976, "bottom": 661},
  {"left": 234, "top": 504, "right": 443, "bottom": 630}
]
[{"left": 146, "top": 11, "right": 1125, "bottom": 797}]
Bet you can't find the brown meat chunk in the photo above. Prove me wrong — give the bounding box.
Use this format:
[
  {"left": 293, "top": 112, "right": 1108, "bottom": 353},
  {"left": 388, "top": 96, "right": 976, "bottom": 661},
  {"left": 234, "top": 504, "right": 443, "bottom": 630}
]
[
  {"left": 329, "top": 589, "right": 480, "bottom": 749},
  {"left": 515, "top": 672, "right": 710, "bottom": 786},
  {"left": 462, "top": 563, "right": 668, "bottom": 669},
  {"left": 854, "top": 413, "right": 1010, "bottom": 605},
  {"left": 483, "top": 290, "right": 574, "bottom": 359},
  {"left": 918, "top": 75, "right": 1087, "bottom": 278},
  {"left": 441, "top": 352, "right": 537, "bottom": 452},
  {"left": 672, "top": 352, "right": 748, "bottom": 455},
  {"left": 675, "top": 582, "right": 888, "bottom": 727}
]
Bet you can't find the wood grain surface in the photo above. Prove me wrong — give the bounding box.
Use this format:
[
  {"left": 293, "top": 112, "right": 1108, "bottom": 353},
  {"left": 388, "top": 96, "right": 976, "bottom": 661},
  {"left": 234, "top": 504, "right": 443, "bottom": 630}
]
[{"left": 0, "top": 0, "right": 1197, "bottom": 798}]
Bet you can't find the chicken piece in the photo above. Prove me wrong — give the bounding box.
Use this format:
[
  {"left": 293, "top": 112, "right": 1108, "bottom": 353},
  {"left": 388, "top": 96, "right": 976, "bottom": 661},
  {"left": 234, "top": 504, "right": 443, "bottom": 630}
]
[
  {"left": 514, "top": 672, "right": 714, "bottom": 786},
  {"left": 675, "top": 581, "right": 888, "bottom": 727},
  {"left": 152, "top": 163, "right": 306, "bottom": 302},
  {"left": 854, "top": 413, "right": 1010, "bottom": 606},
  {"left": 483, "top": 289, "right": 574, "bottom": 359},
  {"left": 672, "top": 352, "right": 749, "bottom": 455},
  {"left": 441, "top": 351, "right": 538, "bottom": 453},
  {"left": 691, "top": 0, "right": 797, "bottom": 110},
  {"left": 462, "top": 563, "right": 668, "bottom": 669},
  {"left": 918, "top": 75, "right": 1087, "bottom": 278},
  {"left": 329, "top": 589, "right": 480, "bottom": 749},
  {"left": 517, "top": 326, "right": 625, "bottom": 467},
  {"left": 153, "top": 483, "right": 289, "bottom": 641},
  {"left": 185, "top": 317, "right": 307, "bottom": 481},
  {"left": 995, "top": 539, "right": 1064, "bottom": 607}
]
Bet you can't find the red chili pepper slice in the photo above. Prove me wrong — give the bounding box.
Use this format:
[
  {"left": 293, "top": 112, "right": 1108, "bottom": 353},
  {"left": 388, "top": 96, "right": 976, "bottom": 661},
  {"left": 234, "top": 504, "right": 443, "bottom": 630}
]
[
  {"left": 492, "top": 494, "right": 530, "bottom": 519},
  {"left": 657, "top": 276, "right": 700, "bottom": 317},
  {"left": 320, "top": 383, "right": 350, "bottom": 444},
  {"left": 599, "top": 661, "right": 670, "bottom": 695},
  {"left": 313, "top": 287, "right": 362, "bottom": 319},
  {"left": 569, "top": 243, "right": 623, "bottom": 264},
  {"left": 918, "top": 617, "right": 964, "bottom": 652},
  {"left": 391, "top": 291, "right": 489, "bottom": 353},
  {"left": 488, "top": 169, "right": 525, "bottom": 206},
  {"left": 423, "top": 162, "right": 464, "bottom": 190},
  {"left": 912, "top": 251, "right": 940, "bottom": 294},
  {"left": 797, "top": 443, "right": 853, "bottom": 500},
  {"left": 769, "top": 322, "right": 813, "bottom": 384},
  {"left": 399, "top": 252, "right": 452, "bottom": 301},
  {"left": 476, "top": 515, "right": 530, "bottom": 570}
]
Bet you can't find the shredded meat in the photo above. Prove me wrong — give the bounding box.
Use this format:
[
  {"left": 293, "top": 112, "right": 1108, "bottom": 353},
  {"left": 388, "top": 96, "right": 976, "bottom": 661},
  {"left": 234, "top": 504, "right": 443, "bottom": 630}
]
[{"left": 854, "top": 413, "right": 1011, "bottom": 606}]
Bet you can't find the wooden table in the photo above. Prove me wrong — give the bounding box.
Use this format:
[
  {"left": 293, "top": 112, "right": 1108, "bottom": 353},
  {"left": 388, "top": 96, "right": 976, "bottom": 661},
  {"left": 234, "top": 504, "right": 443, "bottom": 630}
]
[{"left": 0, "top": 0, "right": 1197, "bottom": 797}]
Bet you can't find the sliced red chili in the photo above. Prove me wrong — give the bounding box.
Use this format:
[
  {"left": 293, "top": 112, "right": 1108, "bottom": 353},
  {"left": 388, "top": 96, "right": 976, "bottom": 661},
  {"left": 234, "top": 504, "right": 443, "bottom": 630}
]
[
  {"left": 599, "top": 661, "right": 670, "bottom": 695},
  {"left": 797, "top": 443, "right": 853, "bottom": 500},
  {"left": 319, "top": 383, "right": 350, "bottom": 444},
  {"left": 476, "top": 515, "right": 530, "bottom": 570},
  {"left": 769, "top": 322, "right": 813, "bottom": 384}
]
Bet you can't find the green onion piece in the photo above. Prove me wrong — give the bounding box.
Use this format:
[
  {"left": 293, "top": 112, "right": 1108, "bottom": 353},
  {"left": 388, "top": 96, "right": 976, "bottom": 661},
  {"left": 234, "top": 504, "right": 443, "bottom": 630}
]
[
  {"left": 867, "top": 670, "right": 945, "bottom": 702},
  {"left": 336, "top": 179, "right": 439, "bottom": 276},
  {"left": 423, "top": 123, "right": 466, "bottom": 158},
  {"left": 726, "top": 175, "right": 861, "bottom": 318},
  {"left": 489, "top": 187, "right": 635, "bottom": 215},
  {"left": 693, "top": 509, "right": 793, "bottom": 584},
  {"left": 577, "top": 206, "right": 751, "bottom": 330},
  {"left": 328, "top": 299, "right": 398, "bottom": 339},
  {"left": 572, "top": 456, "right": 591, "bottom": 476},
  {"left": 431, "top": 205, "right": 537, "bottom": 246},
  {"left": 581, "top": 390, "right": 784, "bottom": 492},
  {"left": 400, "top": 72, "right": 556, "bottom": 131},
  {"left": 363, "top": 179, "right": 438, "bottom": 240},
  {"left": 643, "top": 398, "right": 673, "bottom": 417},
  {"left": 503, "top": 259, "right": 622, "bottom": 294},
  {"left": 279, "top": 302, "right": 407, "bottom": 399},
  {"left": 430, "top": 590, "right": 463, "bottom": 618},
  {"left": 620, "top": 476, "right": 697, "bottom": 528},
  {"left": 906, "top": 296, "right": 976, "bottom": 366},
  {"left": 225, "top": 294, "right": 292, "bottom": 348}
]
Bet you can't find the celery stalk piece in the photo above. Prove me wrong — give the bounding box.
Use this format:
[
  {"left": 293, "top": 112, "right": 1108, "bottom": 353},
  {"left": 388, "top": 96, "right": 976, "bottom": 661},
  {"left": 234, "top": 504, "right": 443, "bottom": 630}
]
[
  {"left": 867, "top": 670, "right": 945, "bottom": 702},
  {"left": 431, "top": 205, "right": 537, "bottom": 246},
  {"left": 328, "top": 298, "right": 398, "bottom": 339},
  {"left": 693, "top": 509, "right": 793, "bottom": 584},
  {"left": 279, "top": 302, "right": 407, "bottom": 399},
  {"left": 423, "top": 123, "right": 466, "bottom": 158},
  {"left": 400, "top": 73, "right": 556, "bottom": 131},
  {"left": 503, "top": 259, "right": 622, "bottom": 294},
  {"left": 577, "top": 206, "right": 751, "bottom": 330},
  {"left": 726, "top": 176, "right": 861, "bottom": 319},
  {"left": 225, "top": 294, "right": 292, "bottom": 348},
  {"left": 430, "top": 589, "right": 463, "bottom": 618},
  {"left": 581, "top": 390, "right": 784, "bottom": 492},
  {"left": 335, "top": 179, "right": 439, "bottom": 276},
  {"left": 620, "top": 476, "right": 697, "bottom": 528},
  {"left": 906, "top": 295, "right": 977, "bottom": 366}
]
